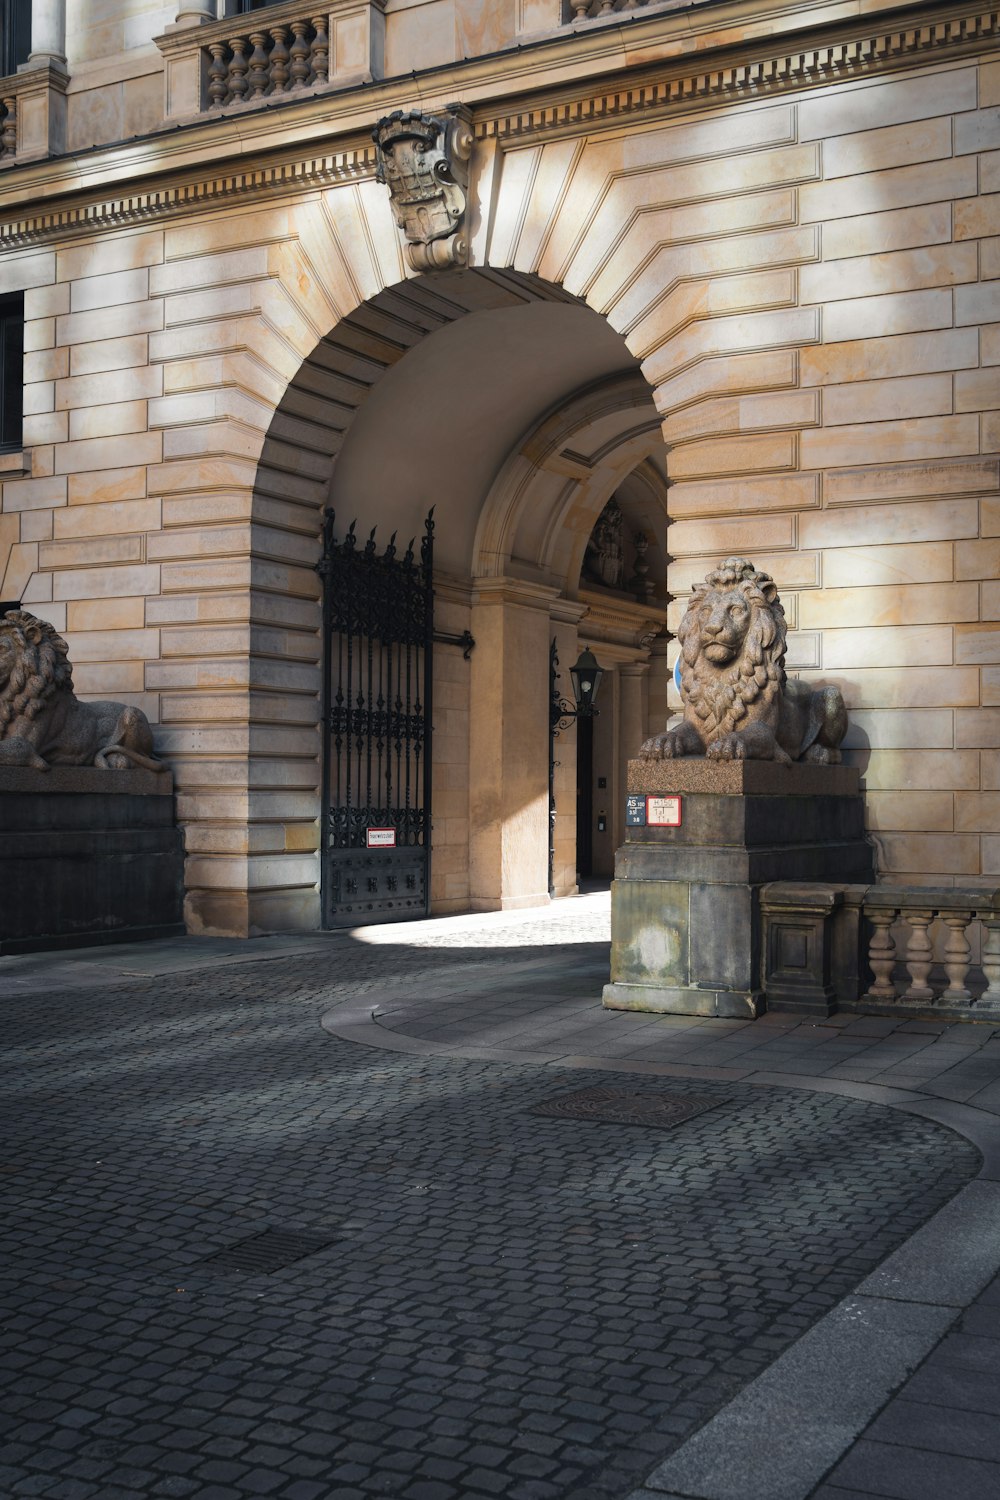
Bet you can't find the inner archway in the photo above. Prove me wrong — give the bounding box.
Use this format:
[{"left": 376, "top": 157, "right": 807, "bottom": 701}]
[{"left": 250, "top": 268, "right": 668, "bottom": 926}]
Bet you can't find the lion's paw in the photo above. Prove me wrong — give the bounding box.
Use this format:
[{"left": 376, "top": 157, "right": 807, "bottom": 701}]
[
  {"left": 0, "top": 736, "right": 49, "bottom": 769},
  {"left": 706, "top": 734, "right": 747, "bottom": 761},
  {"left": 639, "top": 733, "right": 681, "bottom": 761},
  {"left": 803, "top": 743, "right": 841, "bottom": 765}
]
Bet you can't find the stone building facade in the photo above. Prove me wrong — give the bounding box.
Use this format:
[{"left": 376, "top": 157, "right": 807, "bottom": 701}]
[{"left": 0, "top": 0, "right": 997, "bottom": 935}]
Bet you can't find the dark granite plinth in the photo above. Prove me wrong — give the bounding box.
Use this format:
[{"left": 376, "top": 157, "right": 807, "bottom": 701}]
[
  {"left": 604, "top": 760, "right": 874, "bottom": 1019},
  {"left": 0, "top": 769, "right": 184, "bottom": 954},
  {"left": 627, "top": 760, "right": 860, "bottom": 797},
  {"left": 0, "top": 766, "right": 171, "bottom": 795}
]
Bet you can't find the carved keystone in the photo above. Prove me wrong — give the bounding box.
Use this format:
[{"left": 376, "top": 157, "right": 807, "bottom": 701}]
[{"left": 372, "top": 104, "right": 472, "bottom": 272}]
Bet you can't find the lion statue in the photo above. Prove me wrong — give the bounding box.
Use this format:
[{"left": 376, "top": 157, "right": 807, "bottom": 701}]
[
  {"left": 0, "top": 609, "right": 163, "bottom": 771},
  {"left": 640, "top": 556, "right": 847, "bottom": 764}
]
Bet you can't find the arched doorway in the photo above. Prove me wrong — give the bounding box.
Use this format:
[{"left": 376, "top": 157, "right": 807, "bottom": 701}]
[{"left": 250, "top": 269, "right": 667, "bottom": 927}]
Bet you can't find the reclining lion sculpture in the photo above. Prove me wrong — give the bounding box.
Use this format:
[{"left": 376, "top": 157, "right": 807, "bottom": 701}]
[
  {"left": 0, "top": 609, "right": 163, "bottom": 771},
  {"left": 640, "top": 556, "right": 847, "bottom": 765}
]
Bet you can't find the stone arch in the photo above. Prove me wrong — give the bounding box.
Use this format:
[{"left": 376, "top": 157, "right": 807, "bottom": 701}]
[
  {"left": 236, "top": 265, "right": 666, "bottom": 929},
  {"left": 471, "top": 371, "right": 664, "bottom": 591}
]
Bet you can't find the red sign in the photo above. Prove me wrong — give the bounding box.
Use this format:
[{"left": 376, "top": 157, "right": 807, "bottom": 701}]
[{"left": 646, "top": 795, "right": 682, "bottom": 827}]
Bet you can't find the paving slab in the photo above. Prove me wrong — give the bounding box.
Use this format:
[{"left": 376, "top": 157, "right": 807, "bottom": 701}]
[{"left": 642, "top": 1296, "right": 958, "bottom": 1500}]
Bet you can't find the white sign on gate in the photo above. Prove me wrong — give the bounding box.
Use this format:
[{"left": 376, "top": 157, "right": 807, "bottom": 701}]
[{"left": 366, "top": 828, "right": 397, "bottom": 848}]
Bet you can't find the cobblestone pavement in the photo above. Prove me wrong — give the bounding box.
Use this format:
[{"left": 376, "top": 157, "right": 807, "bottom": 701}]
[{"left": 0, "top": 899, "right": 997, "bottom": 1500}]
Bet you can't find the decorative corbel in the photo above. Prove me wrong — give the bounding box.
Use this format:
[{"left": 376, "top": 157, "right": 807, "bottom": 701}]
[{"left": 372, "top": 103, "right": 472, "bottom": 272}]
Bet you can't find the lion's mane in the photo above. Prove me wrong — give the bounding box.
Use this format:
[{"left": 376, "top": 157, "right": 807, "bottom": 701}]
[
  {"left": 678, "top": 556, "right": 787, "bottom": 743},
  {"left": 0, "top": 611, "right": 73, "bottom": 735}
]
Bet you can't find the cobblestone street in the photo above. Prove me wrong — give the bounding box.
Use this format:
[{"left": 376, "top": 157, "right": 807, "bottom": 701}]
[{"left": 3, "top": 897, "right": 1000, "bottom": 1500}]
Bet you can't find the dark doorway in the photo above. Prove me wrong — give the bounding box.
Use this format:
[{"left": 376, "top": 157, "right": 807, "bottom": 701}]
[
  {"left": 576, "top": 714, "right": 594, "bottom": 882},
  {"left": 1, "top": 0, "right": 31, "bottom": 77}
]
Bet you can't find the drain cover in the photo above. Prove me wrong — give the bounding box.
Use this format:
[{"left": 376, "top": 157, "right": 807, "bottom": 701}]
[
  {"left": 529, "top": 1087, "right": 724, "bottom": 1129},
  {"left": 199, "top": 1229, "right": 337, "bottom": 1274}
]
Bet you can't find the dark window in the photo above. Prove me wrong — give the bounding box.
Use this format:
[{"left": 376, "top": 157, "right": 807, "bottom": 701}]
[
  {"left": 1, "top": 0, "right": 31, "bottom": 78},
  {"left": 225, "top": 0, "right": 286, "bottom": 14},
  {"left": 0, "top": 293, "right": 23, "bottom": 452}
]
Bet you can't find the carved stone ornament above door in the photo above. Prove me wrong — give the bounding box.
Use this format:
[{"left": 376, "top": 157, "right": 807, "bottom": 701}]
[{"left": 372, "top": 105, "right": 472, "bottom": 272}]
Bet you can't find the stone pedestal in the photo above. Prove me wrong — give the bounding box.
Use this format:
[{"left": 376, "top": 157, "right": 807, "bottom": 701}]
[
  {"left": 0, "top": 767, "right": 185, "bottom": 955},
  {"left": 603, "top": 760, "right": 874, "bottom": 1019}
]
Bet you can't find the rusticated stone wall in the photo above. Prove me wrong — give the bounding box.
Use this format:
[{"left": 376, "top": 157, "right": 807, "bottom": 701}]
[{"left": 0, "top": 45, "right": 998, "bottom": 933}]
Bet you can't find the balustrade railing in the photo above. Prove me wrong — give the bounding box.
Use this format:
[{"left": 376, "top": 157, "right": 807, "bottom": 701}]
[
  {"left": 863, "top": 887, "right": 1000, "bottom": 1012},
  {"left": 760, "top": 882, "right": 1000, "bottom": 1020},
  {"left": 0, "top": 95, "right": 15, "bottom": 160},
  {"left": 157, "top": 0, "right": 384, "bottom": 121},
  {"left": 567, "top": 0, "right": 665, "bottom": 17},
  {"left": 207, "top": 18, "right": 330, "bottom": 107}
]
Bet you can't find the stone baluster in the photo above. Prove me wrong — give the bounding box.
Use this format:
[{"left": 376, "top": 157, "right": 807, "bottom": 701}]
[
  {"left": 269, "top": 26, "right": 290, "bottom": 92},
  {"left": 228, "top": 38, "right": 250, "bottom": 101},
  {"left": 941, "top": 910, "right": 973, "bottom": 1005},
  {"left": 289, "top": 22, "right": 312, "bottom": 87},
  {"left": 207, "top": 43, "right": 229, "bottom": 107},
  {"left": 978, "top": 912, "right": 1000, "bottom": 1009},
  {"left": 247, "top": 31, "right": 270, "bottom": 96},
  {"left": 310, "top": 17, "right": 330, "bottom": 83},
  {"left": 864, "top": 907, "right": 898, "bottom": 1002},
  {"left": 900, "top": 908, "right": 935, "bottom": 1003},
  {"left": 570, "top": 0, "right": 593, "bottom": 14},
  {"left": 597, "top": 0, "right": 616, "bottom": 13},
  {"left": 1, "top": 99, "right": 15, "bottom": 158}
]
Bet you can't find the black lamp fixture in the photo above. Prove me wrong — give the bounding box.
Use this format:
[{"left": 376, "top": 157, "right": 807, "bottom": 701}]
[
  {"left": 568, "top": 647, "right": 603, "bottom": 719},
  {"left": 551, "top": 640, "right": 603, "bottom": 735},
  {"left": 549, "top": 639, "right": 603, "bottom": 897}
]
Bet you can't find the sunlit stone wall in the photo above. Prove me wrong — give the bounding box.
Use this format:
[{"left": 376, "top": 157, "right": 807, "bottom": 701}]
[{"left": 0, "top": 7, "right": 997, "bottom": 932}]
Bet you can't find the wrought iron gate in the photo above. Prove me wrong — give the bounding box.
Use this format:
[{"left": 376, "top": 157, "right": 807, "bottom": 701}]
[{"left": 317, "top": 509, "right": 434, "bottom": 926}]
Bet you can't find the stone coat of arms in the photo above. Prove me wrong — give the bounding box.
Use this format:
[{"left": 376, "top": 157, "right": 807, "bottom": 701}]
[{"left": 373, "top": 107, "right": 472, "bottom": 272}]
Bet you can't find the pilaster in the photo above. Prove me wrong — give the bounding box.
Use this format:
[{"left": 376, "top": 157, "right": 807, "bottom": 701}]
[{"left": 469, "top": 577, "right": 560, "bottom": 912}]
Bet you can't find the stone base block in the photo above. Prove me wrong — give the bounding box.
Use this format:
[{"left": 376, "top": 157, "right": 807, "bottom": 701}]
[
  {"left": 0, "top": 770, "right": 184, "bottom": 954},
  {"left": 605, "top": 759, "right": 875, "bottom": 1020},
  {"left": 603, "top": 982, "right": 763, "bottom": 1019}
]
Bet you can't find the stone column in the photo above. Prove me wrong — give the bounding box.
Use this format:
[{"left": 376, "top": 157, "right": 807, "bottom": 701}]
[
  {"left": 175, "top": 0, "right": 218, "bottom": 24},
  {"left": 468, "top": 578, "right": 561, "bottom": 911},
  {"left": 27, "top": 0, "right": 67, "bottom": 66}
]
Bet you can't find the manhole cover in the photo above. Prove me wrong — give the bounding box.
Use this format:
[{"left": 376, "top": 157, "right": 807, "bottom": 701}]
[
  {"left": 529, "top": 1087, "right": 725, "bottom": 1129},
  {"left": 198, "top": 1229, "right": 337, "bottom": 1275}
]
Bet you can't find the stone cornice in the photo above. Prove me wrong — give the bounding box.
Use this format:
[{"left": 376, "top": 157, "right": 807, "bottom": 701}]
[
  {"left": 0, "top": 0, "right": 996, "bottom": 244},
  {"left": 579, "top": 589, "right": 667, "bottom": 648},
  {"left": 477, "top": 4, "right": 1000, "bottom": 142},
  {"left": 472, "top": 577, "right": 563, "bottom": 611},
  {"left": 0, "top": 142, "right": 378, "bottom": 242}
]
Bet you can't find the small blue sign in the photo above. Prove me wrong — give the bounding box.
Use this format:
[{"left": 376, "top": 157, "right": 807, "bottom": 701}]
[
  {"left": 626, "top": 794, "right": 647, "bottom": 826},
  {"left": 673, "top": 656, "right": 682, "bottom": 695}
]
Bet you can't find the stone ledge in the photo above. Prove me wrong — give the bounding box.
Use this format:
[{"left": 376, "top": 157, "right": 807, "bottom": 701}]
[
  {"left": 626, "top": 758, "right": 859, "bottom": 796},
  {"left": 0, "top": 766, "right": 173, "bottom": 795}
]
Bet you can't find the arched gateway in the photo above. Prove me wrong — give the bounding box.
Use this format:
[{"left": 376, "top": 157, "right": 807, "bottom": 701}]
[{"left": 248, "top": 269, "right": 667, "bottom": 932}]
